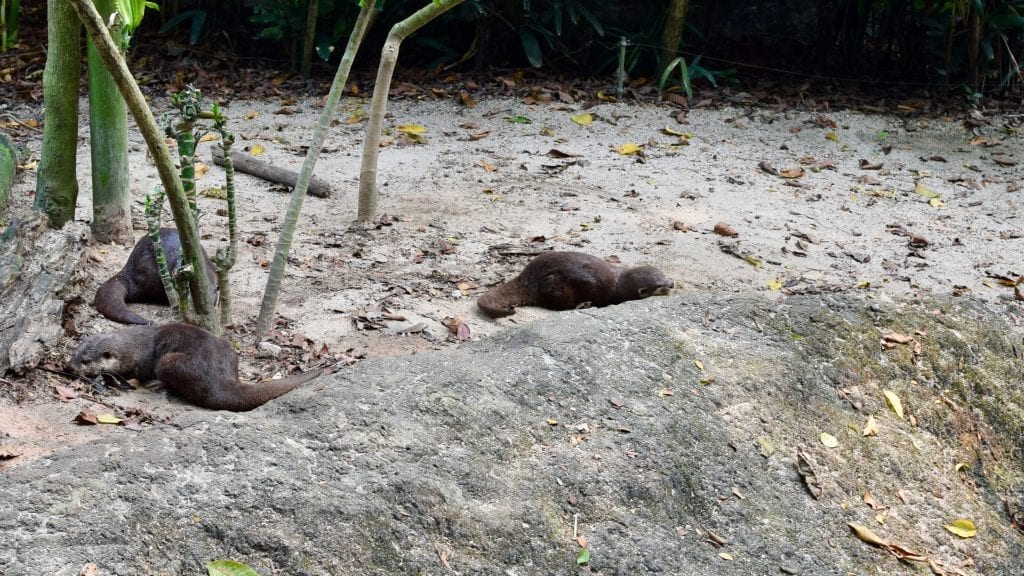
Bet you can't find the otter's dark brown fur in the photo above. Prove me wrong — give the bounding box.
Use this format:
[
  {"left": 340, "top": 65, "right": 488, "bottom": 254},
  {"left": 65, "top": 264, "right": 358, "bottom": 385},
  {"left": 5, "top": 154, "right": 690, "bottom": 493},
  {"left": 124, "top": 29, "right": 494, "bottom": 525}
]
[
  {"left": 478, "top": 251, "right": 674, "bottom": 318},
  {"left": 94, "top": 228, "right": 217, "bottom": 325},
  {"left": 71, "top": 323, "right": 322, "bottom": 411}
]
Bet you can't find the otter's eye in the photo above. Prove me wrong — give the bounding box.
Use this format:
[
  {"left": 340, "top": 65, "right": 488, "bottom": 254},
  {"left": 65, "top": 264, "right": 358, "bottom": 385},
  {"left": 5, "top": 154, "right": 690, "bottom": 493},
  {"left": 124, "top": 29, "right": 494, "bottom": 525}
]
[
  {"left": 102, "top": 352, "right": 112, "bottom": 360},
  {"left": 80, "top": 358, "right": 91, "bottom": 365}
]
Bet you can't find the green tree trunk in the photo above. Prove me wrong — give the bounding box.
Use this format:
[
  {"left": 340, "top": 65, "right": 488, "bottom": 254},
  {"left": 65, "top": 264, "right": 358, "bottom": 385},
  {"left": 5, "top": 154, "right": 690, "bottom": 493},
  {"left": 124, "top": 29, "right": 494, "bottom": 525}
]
[
  {"left": 68, "top": 0, "right": 218, "bottom": 333},
  {"left": 87, "top": 0, "right": 132, "bottom": 244},
  {"left": 0, "top": 132, "right": 14, "bottom": 217},
  {"left": 255, "top": 1, "right": 377, "bottom": 338},
  {"left": 35, "top": 0, "right": 81, "bottom": 228},
  {"left": 658, "top": 0, "right": 689, "bottom": 77}
]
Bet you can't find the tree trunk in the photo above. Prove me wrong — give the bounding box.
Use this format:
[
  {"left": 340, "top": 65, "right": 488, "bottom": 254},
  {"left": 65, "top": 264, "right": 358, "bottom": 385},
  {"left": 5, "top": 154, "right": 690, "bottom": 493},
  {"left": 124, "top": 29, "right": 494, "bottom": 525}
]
[
  {"left": 87, "top": 0, "right": 132, "bottom": 244},
  {"left": 67, "top": 0, "right": 218, "bottom": 333},
  {"left": 657, "top": 0, "right": 689, "bottom": 78},
  {"left": 0, "top": 132, "right": 14, "bottom": 217},
  {"left": 35, "top": 0, "right": 81, "bottom": 228},
  {"left": 300, "top": 0, "right": 318, "bottom": 78},
  {"left": 255, "top": 1, "right": 377, "bottom": 338},
  {"left": 356, "top": 0, "right": 465, "bottom": 222}
]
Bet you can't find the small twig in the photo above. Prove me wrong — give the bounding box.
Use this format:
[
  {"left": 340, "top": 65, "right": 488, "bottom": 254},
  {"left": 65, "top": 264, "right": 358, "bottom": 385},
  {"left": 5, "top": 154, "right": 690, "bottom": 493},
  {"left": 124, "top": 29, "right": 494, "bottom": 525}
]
[{"left": 573, "top": 513, "right": 579, "bottom": 538}]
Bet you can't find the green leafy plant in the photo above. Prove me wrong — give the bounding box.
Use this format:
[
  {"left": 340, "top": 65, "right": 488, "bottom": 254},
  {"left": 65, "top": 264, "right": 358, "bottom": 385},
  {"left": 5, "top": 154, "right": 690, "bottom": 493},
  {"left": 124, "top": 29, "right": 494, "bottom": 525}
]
[
  {"left": 160, "top": 8, "right": 207, "bottom": 45},
  {"left": 658, "top": 54, "right": 732, "bottom": 97},
  {"left": 114, "top": 0, "right": 158, "bottom": 41}
]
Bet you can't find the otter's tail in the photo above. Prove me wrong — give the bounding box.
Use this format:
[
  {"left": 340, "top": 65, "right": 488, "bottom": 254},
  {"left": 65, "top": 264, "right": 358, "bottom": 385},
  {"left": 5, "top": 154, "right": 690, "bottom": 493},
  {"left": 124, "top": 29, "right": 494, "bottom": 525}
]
[
  {"left": 214, "top": 368, "right": 326, "bottom": 411},
  {"left": 94, "top": 276, "right": 153, "bottom": 325},
  {"left": 477, "top": 282, "right": 521, "bottom": 318}
]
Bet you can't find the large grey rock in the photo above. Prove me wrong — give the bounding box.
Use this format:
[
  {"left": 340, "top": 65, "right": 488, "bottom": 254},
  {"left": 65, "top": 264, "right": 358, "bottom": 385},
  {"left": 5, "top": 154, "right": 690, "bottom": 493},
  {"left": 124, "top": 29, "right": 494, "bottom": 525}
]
[{"left": 2, "top": 293, "right": 1023, "bottom": 575}]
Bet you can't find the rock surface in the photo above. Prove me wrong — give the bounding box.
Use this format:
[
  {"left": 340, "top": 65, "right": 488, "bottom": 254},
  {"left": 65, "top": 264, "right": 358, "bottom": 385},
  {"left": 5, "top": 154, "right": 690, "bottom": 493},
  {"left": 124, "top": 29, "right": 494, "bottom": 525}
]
[{"left": 1, "top": 293, "right": 1023, "bottom": 576}]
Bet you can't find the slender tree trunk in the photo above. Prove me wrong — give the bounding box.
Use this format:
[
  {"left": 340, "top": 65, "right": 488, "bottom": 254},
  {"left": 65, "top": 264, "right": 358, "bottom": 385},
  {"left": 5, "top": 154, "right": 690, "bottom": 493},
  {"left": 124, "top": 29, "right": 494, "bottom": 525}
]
[
  {"left": 87, "top": 0, "right": 131, "bottom": 244},
  {"left": 357, "top": 0, "right": 465, "bottom": 222},
  {"left": 967, "top": 3, "right": 981, "bottom": 90},
  {"left": 0, "top": 132, "right": 14, "bottom": 217},
  {"left": 254, "top": 2, "right": 377, "bottom": 338},
  {"left": 35, "top": 0, "right": 81, "bottom": 228},
  {"left": 68, "top": 0, "right": 218, "bottom": 333},
  {"left": 657, "top": 0, "right": 689, "bottom": 78},
  {"left": 300, "top": 0, "right": 318, "bottom": 78}
]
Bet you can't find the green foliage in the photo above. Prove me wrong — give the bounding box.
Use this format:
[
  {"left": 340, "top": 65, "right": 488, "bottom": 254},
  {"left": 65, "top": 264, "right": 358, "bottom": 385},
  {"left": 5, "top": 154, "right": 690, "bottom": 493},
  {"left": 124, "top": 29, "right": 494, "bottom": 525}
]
[
  {"left": 159, "top": 8, "right": 206, "bottom": 44},
  {"left": 149, "top": 0, "right": 1022, "bottom": 94},
  {"left": 658, "top": 54, "right": 734, "bottom": 97},
  {"left": 249, "top": 0, "right": 359, "bottom": 63},
  {"left": 114, "top": 0, "right": 158, "bottom": 33},
  {"left": 500, "top": 0, "right": 606, "bottom": 67}
]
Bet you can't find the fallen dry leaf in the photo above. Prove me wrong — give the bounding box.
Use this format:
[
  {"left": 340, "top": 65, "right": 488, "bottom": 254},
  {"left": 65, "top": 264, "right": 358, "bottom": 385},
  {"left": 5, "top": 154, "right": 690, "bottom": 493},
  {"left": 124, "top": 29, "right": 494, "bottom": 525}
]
[
  {"left": 882, "top": 333, "right": 914, "bottom": 344},
  {"left": 820, "top": 432, "right": 839, "bottom": 448},
  {"left": 796, "top": 449, "right": 823, "bottom": 498},
  {"left": 713, "top": 222, "right": 738, "bottom": 237},
  {"left": 612, "top": 143, "right": 642, "bottom": 155},
  {"left": 944, "top": 519, "right": 977, "bottom": 538},
  {"left": 854, "top": 408, "right": 876, "bottom": 432},
  {"left": 883, "top": 390, "right": 904, "bottom": 419}
]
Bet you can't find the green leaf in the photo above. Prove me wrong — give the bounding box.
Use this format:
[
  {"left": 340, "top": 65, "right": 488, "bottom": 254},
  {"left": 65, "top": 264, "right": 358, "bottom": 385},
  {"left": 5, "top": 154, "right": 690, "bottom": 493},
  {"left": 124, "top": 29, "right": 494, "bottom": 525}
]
[
  {"left": 944, "top": 518, "right": 977, "bottom": 538},
  {"left": 520, "top": 30, "right": 543, "bottom": 68},
  {"left": 576, "top": 548, "right": 591, "bottom": 565},
  {"left": 575, "top": 3, "right": 604, "bottom": 36},
  {"left": 208, "top": 560, "right": 260, "bottom": 576}
]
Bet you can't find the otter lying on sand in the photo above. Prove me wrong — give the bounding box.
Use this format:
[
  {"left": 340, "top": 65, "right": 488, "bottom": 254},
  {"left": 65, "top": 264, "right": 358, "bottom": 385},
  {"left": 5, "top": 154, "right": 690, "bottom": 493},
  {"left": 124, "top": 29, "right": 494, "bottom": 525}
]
[
  {"left": 71, "top": 323, "right": 321, "bottom": 411},
  {"left": 94, "top": 228, "right": 217, "bottom": 325},
  {"left": 478, "top": 251, "right": 674, "bottom": 318}
]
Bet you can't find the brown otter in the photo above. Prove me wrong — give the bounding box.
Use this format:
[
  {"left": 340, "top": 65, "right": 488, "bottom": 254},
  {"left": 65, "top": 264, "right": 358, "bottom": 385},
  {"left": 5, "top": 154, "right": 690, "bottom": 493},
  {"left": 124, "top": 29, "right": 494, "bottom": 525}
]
[
  {"left": 94, "top": 228, "right": 217, "bottom": 325},
  {"left": 71, "top": 323, "right": 322, "bottom": 411},
  {"left": 478, "top": 251, "right": 674, "bottom": 318}
]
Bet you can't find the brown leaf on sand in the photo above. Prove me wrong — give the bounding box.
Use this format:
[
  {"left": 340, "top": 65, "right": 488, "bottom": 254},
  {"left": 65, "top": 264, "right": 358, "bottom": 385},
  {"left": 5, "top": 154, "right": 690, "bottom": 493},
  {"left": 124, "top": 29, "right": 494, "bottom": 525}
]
[
  {"left": 779, "top": 167, "right": 805, "bottom": 179},
  {"left": 54, "top": 385, "right": 79, "bottom": 401},
  {"left": 758, "top": 161, "right": 779, "bottom": 175},
  {"left": 714, "top": 222, "right": 739, "bottom": 237},
  {"left": 859, "top": 159, "right": 884, "bottom": 170},
  {"left": 796, "top": 449, "right": 823, "bottom": 499},
  {"left": 882, "top": 333, "right": 914, "bottom": 344},
  {"left": 848, "top": 523, "right": 929, "bottom": 563},
  {"left": 74, "top": 410, "right": 99, "bottom": 425}
]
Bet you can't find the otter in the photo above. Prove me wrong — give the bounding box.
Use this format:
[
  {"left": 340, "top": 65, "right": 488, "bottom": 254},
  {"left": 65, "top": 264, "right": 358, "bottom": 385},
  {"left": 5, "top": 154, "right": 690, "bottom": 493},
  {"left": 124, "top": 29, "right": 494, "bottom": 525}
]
[
  {"left": 478, "top": 251, "right": 674, "bottom": 318},
  {"left": 71, "top": 323, "right": 322, "bottom": 411},
  {"left": 94, "top": 228, "right": 217, "bottom": 325}
]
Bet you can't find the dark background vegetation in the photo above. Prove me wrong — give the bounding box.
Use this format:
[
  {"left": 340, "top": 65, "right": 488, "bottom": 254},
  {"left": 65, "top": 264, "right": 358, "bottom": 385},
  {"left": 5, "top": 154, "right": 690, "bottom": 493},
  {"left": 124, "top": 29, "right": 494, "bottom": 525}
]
[
  {"left": 4, "top": 1, "right": 1023, "bottom": 104},
  {"left": 143, "top": 0, "right": 1024, "bottom": 99}
]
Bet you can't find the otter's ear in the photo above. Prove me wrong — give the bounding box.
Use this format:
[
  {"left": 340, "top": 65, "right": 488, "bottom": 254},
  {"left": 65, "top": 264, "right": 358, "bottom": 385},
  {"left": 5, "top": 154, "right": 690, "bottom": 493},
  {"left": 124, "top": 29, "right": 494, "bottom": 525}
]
[{"left": 638, "top": 287, "right": 650, "bottom": 297}]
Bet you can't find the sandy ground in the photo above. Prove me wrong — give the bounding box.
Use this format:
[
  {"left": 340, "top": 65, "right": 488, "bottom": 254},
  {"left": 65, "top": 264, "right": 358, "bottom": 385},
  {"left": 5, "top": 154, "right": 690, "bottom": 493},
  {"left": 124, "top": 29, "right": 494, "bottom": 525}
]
[{"left": 2, "top": 93, "right": 1022, "bottom": 467}]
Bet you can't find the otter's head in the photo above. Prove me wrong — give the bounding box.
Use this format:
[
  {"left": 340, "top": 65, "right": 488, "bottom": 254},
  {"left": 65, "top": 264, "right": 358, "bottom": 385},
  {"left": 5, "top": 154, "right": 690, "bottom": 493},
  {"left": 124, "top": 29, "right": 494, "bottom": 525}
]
[
  {"left": 71, "top": 333, "right": 132, "bottom": 377},
  {"left": 618, "top": 266, "right": 675, "bottom": 301}
]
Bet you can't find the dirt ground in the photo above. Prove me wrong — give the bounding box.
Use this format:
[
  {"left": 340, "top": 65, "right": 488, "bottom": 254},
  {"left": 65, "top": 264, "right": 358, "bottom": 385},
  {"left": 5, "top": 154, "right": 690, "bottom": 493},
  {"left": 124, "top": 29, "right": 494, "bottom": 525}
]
[{"left": 2, "top": 92, "right": 1022, "bottom": 468}]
